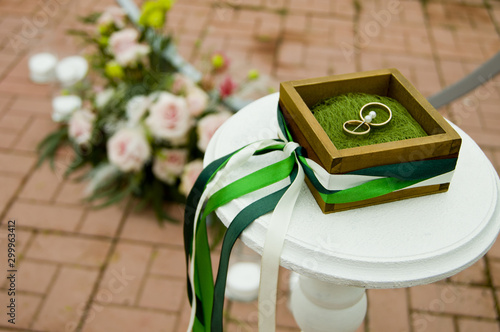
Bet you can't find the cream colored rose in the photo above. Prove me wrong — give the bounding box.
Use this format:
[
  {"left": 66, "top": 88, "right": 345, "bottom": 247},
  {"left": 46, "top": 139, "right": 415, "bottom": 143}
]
[
  {"left": 196, "top": 111, "right": 232, "bottom": 152},
  {"left": 107, "top": 128, "right": 151, "bottom": 172},
  {"left": 152, "top": 148, "right": 188, "bottom": 184},
  {"left": 186, "top": 86, "right": 209, "bottom": 117},
  {"left": 145, "top": 92, "right": 191, "bottom": 145},
  {"left": 95, "top": 88, "right": 115, "bottom": 109},
  {"left": 68, "top": 109, "right": 95, "bottom": 145},
  {"left": 180, "top": 159, "right": 204, "bottom": 196},
  {"left": 171, "top": 74, "right": 208, "bottom": 117}
]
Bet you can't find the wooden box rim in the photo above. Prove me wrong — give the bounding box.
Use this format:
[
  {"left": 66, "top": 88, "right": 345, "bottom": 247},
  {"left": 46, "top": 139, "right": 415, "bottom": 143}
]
[{"left": 279, "top": 68, "right": 462, "bottom": 174}]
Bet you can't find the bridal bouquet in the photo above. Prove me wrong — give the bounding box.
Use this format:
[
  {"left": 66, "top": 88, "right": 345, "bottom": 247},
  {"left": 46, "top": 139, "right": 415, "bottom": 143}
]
[{"left": 38, "top": 0, "right": 267, "bottom": 221}]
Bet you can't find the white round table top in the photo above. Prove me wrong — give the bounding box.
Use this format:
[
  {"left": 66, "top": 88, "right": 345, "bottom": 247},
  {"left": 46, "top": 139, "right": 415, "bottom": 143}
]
[{"left": 204, "top": 93, "right": 500, "bottom": 288}]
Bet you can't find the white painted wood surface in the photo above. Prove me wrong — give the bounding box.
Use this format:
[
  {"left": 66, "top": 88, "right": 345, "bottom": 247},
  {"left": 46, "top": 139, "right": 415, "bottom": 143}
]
[{"left": 204, "top": 93, "right": 500, "bottom": 331}]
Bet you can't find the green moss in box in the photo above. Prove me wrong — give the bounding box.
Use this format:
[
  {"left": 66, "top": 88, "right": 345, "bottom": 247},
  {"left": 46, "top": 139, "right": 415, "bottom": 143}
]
[{"left": 311, "top": 93, "right": 428, "bottom": 150}]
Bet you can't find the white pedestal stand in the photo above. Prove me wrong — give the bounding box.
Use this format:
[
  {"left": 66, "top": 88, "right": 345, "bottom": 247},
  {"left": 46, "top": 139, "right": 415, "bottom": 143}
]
[
  {"left": 290, "top": 275, "right": 367, "bottom": 332},
  {"left": 204, "top": 93, "right": 500, "bottom": 332}
]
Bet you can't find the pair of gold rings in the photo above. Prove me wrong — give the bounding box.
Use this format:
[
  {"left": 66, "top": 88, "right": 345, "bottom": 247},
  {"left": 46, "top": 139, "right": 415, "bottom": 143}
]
[{"left": 342, "top": 102, "right": 392, "bottom": 135}]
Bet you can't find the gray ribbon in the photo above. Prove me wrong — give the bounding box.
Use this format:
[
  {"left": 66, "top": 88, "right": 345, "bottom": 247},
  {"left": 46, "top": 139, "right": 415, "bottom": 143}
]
[{"left": 428, "top": 51, "right": 500, "bottom": 108}]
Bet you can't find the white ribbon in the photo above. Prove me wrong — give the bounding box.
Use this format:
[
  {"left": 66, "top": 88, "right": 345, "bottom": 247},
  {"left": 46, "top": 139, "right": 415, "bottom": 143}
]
[
  {"left": 305, "top": 158, "right": 382, "bottom": 190},
  {"left": 258, "top": 142, "right": 304, "bottom": 331}
]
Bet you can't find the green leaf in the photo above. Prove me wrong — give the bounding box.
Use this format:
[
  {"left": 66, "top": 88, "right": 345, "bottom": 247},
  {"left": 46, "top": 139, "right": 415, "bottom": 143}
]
[
  {"left": 92, "top": 187, "right": 133, "bottom": 209},
  {"left": 66, "top": 29, "right": 91, "bottom": 38},
  {"left": 66, "top": 29, "right": 97, "bottom": 45},
  {"left": 36, "top": 127, "right": 69, "bottom": 169},
  {"left": 64, "top": 155, "right": 87, "bottom": 178},
  {"left": 78, "top": 12, "right": 102, "bottom": 24},
  {"left": 133, "top": 197, "right": 149, "bottom": 212}
]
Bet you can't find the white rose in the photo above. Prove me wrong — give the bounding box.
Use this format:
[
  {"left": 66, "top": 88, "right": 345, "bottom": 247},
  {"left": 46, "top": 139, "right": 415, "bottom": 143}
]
[
  {"left": 152, "top": 149, "right": 188, "bottom": 184},
  {"left": 68, "top": 109, "right": 95, "bottom": 145},
  {"left": 126, "top": 95, "right": 150, "bottom": 125},
  {"left": 52, "top": 95, "right": 82, "bottom": 123},
  {"left": 145, "top": 92, "right": 191, "bottom": 144},
  {"left": 180, "top": 159, "right": 204, "bottom": 196},
  {"left": 186, "top": 86, "right": 209, "bottom": 117},
  {"left": 109, "top": 28, "right": 150, "bottom": 66},
  {"left": 107, "top": 128, "right": 151, "bottom": 172},
  {"left": 95, "top": 88, "right": 115, "bottom": 108},
  {"left": 196, "top": 111, "right": 232, "bottom": 152}
]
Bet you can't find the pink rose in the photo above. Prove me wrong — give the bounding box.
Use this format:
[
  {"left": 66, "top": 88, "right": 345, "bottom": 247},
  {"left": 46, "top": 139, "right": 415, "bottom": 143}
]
[
  {"left": 145, "top": 92, "right": 191, "bottom": 144},
  {"left": 107, "top": 128, "right": 151, "bottom": 172},
  {"left": 98, "top": 6, "right": 126, "bottom": 29},
  {"left": 219, "top": 76, "right": 237, "bottom": 98},
  {"left": 171, "top": 73, "right": 195, "bottom": 94},
  {"left": 68, "top": 109, "right": 95, "bottom": 145},
  {"left": 196, "top": 111, "right": 231, "bottom": 152},
  {"left": 186, "top": 86, "right": 209, "bottom": 117},
  {"left": 152, "top": 148, "right": 188, "bottom": 184},
  {"left": 126, "top": 95, "right": 150, "bottom": 125},
  {"left": 180, "top": 159, "right": 204, "bottom": 196},
  {"left": 109, "top": 28, "right": 150, "bottom": 66}
]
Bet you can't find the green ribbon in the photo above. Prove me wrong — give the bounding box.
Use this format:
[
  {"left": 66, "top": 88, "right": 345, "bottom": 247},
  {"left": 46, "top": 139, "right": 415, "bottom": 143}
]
[
  {"left": 184, "top": 142, "right": 296, "bottom": 331},
  {"left": 298, "top": 155, "right": 456, "bottom": 206},
  {"left": 184, "top": 106, "right": 458, "bottom": 332}
]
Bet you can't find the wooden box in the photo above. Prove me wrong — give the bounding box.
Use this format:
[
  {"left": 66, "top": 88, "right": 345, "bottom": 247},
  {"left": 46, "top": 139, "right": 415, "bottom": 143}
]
[{"left": 279, "top": 68, "right": 462, "bottom": 213}]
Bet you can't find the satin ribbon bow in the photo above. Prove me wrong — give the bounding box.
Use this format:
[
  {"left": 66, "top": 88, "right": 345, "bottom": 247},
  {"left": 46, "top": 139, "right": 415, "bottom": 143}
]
[{"left": 184, "top": 105, "right": 457, "bottom": 332}]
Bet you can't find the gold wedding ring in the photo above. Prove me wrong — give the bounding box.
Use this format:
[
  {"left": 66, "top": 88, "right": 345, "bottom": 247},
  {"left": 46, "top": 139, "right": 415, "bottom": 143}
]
[
  {"left": 343, "top": 102, "right": 392, "bottom": 136},
  {"left": 343, "top": 120, "right": 370, "bottom": 135},
  {"left": 360, "top": 102, "right": 392, "bottom": 127}
]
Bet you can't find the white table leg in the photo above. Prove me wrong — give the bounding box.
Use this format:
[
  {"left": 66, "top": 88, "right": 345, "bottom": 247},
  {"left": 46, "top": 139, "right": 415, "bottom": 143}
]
[{"left": 289, "top": 273, "right": 367, "bottom": 332}]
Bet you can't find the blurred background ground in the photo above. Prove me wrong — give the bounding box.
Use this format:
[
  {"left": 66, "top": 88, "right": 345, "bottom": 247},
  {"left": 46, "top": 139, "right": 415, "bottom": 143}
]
[{"left": 0, "top": 0, "right": 500, "bottom": 331}]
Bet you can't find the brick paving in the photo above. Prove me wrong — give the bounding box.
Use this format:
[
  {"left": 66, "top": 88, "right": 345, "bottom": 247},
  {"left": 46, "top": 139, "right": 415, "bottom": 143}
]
[{"left": 0, "top": 0, "right": 499, "bottom": 331}]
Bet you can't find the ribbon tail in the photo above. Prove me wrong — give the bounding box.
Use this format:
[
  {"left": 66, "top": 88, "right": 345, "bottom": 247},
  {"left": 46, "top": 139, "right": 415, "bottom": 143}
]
[
  {"left": 210, "top": 183, "right": 293, "bottom": 331},
  {"left": 258, "top": 145, "right": 305, "bottom": 331},
  {"left": 186, "top": 139, "right": 288, "bottom": 331}
]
